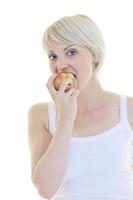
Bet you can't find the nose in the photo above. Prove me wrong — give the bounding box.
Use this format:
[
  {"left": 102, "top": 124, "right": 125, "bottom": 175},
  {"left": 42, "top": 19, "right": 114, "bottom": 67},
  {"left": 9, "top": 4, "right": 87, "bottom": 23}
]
[{"left": 56, "top": 62, "right": 69, "bottom": 73}]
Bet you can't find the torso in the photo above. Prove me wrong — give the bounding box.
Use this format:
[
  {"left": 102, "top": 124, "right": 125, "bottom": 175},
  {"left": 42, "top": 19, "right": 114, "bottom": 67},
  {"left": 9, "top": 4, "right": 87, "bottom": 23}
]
[{"left": 44, "top": 92, "right": 133, "bottom": 138}]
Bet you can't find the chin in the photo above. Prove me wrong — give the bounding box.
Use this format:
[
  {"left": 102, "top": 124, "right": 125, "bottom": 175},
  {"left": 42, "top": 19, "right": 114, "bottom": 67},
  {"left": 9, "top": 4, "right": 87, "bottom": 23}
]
[{"left": 53, "top": 72, "right": 77, "bottom": 92}]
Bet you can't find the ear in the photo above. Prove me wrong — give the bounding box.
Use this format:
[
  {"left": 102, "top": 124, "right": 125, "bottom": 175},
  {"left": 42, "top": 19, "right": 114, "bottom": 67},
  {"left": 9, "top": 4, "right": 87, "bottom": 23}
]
[
  {"left": 92, "top": 55, "right": 98, "bottom": 69},
  {"left": 92, "top": 54, "right": 97, "bottom": 64}
]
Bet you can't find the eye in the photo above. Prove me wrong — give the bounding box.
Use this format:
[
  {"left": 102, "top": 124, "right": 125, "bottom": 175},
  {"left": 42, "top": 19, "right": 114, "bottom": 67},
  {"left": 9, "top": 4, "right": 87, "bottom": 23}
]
[
  {"left": 48, "top": 54, "right": 57, "bottom": 61},
  {"left": 66, "top": 49, "right": 78, "bottom": 56}
]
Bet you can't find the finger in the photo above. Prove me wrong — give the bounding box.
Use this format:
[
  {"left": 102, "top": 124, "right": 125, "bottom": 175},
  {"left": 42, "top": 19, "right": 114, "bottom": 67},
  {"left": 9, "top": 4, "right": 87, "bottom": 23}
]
[
  {"left": 46, "top": 73, "right": 57, "bottom": 88},
  {"left": 46, "top": 73, "right": 57, "bottom": 94},
  {"left": 59, "top": 78, "right": 72, "bottom": 93},
  {"left": 65, "top": 87, "right": 76, "bottom": 96},
  {"left": 71, "top": 89, "right": 80, "bottom": 98}
]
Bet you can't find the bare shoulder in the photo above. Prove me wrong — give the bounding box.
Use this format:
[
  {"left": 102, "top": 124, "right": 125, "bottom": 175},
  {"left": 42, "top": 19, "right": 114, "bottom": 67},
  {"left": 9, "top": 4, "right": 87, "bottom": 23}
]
[
  {"left": 28, "top": 102, "right": 53, "bottom": 177},
  {"left": 28, "top": 102, "right": 49, "bottom": 130},
  {"left": 27, "top": 101, "right": 53, "bottom": 146},
  {"left": 127, "top": 96, "right": 133, "bottom": 129}
]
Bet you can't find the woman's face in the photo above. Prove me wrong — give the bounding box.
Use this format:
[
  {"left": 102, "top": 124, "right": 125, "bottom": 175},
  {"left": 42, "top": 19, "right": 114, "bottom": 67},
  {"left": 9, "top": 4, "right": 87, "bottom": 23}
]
[{"left": 47, "top": 41, "right": 97, "bottom": 90}]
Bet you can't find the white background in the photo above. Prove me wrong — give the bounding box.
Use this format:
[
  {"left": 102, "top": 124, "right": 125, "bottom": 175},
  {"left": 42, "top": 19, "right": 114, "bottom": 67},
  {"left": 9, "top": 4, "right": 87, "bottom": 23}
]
[{"left": 0, "top": 0, "right": 133, "bottom": 199}]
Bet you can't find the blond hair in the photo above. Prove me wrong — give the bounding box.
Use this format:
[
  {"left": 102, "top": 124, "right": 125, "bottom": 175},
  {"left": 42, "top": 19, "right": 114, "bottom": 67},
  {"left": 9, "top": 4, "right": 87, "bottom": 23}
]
[{"left": 42, "top": 14, "right": 105, "bottom": 71}]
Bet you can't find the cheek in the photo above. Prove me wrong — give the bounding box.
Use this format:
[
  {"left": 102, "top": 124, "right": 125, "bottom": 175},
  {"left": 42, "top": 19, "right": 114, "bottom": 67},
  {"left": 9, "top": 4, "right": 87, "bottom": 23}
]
[
  {"left": 82, "top": 64, "right": 93, "bottom": 81},
  {"left": 77, "top": 67, "right": 93, "bottom": 85},
  {"left": 76, "top": 59, "right": 93, "bottom": 76},
  {"left": 49, "top": 64, "right": 56, "bottom": 73}
]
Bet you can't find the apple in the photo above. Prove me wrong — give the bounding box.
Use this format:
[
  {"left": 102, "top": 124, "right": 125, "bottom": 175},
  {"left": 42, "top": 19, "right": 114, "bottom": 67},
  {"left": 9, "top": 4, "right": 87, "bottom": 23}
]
[{"left": 53, "top": 72, "right": 76, "bottom": 92}]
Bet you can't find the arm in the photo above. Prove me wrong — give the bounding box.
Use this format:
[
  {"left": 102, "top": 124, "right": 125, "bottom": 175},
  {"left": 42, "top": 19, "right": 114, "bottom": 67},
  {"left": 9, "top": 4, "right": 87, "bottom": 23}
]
[{"left": 28, "top": 104, "right": 73, "bottom": 199}]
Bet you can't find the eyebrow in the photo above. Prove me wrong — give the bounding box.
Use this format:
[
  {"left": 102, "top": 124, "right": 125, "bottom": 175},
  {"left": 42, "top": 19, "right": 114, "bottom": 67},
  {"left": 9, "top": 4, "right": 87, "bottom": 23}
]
[{"left": 48, "top": 44, "right": 76, "bottom": 53}]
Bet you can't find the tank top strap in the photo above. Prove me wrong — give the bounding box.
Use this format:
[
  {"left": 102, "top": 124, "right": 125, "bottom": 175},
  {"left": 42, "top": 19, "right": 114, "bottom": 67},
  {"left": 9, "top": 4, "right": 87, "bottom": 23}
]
[
  {"left": 119, "top": 95, "right": 133, "bottom": 143},
  {"left": 47, "top": 102, "right": 57, "bottom": 136},
  {"left": 120, "top": 95, "right": 128, "bottom": 122}
]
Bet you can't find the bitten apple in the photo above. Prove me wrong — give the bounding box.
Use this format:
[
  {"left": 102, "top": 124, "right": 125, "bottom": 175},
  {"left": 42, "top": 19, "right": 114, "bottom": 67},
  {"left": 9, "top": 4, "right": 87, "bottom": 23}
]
[{"left": 53, "top": 72, "right": 76, "bottom": 92}]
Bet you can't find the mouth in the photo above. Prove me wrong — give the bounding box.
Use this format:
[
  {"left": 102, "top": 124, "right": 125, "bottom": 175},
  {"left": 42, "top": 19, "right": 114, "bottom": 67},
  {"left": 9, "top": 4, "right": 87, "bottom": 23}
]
[
  {"left": 62, "top": 70, "right": 77, "bottom": 79},
  {"left": 61, "top": 66, "right": 77, "bottom": 79}
]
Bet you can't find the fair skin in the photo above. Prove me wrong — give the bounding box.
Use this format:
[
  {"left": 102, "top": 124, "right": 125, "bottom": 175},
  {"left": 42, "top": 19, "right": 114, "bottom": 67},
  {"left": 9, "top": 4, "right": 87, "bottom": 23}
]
[
  {"left": 28, "top": 41, "right": 133, "bottom": 199},
  {"left": 48, "top": 41, "right": 108, "bottom": 113},
  {"left": 47, "top": 41, "right": 133, "bottom": 136}
]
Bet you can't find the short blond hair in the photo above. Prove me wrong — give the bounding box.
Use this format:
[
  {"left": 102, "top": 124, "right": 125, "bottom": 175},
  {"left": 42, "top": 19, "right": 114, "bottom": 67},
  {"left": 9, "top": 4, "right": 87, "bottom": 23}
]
[{"left": 42, "top": 14, "right": 105, "bottom": 71}]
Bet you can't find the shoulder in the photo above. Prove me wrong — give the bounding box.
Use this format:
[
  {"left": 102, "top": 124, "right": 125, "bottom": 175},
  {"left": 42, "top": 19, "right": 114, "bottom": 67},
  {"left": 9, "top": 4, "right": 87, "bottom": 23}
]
[
  {"left": 28, "top": 101, "right": 49, "bottom": 130},
  {"left": 28, "top": 102, "right": 48, "bottom": 117}
]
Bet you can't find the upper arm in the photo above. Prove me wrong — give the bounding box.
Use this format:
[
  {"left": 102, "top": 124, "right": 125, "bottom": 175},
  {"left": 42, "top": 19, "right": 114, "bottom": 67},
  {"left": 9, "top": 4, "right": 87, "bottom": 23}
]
[{"left": 27, "top": 102, "right": 52, "bottom": 178}]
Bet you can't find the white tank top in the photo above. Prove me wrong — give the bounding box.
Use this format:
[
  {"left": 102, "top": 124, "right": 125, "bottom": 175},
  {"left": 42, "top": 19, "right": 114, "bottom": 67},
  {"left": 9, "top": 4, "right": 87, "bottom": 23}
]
[{"left": 47, "top": 95, "right": 133, "bottom": 199}]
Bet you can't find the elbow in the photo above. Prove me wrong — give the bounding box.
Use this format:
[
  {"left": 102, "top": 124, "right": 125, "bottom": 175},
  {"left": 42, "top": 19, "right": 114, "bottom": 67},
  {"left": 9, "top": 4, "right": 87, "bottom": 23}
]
[
  {"left": 38, "top": 187, "right": 54, "bottom": 200},
  {"left": 31, "top": 176, "right": 55, "bottom": 199},
  {"left": 37, "top": 183, "right": 56, "bottom": 199}
]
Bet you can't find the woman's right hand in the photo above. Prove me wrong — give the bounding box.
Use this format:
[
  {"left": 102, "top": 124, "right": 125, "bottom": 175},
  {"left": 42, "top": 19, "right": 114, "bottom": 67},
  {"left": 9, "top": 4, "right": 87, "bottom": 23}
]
[{"left": 46, "top": 73, "right": 80, "bottom": 123}]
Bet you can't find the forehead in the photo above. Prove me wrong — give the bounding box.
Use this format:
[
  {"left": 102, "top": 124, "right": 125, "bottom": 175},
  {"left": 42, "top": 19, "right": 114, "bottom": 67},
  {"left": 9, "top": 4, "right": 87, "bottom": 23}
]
[
  {"left": 47, "top": 41, "right": 88, "bottom": 53},
  {"left": 47, "top": 41, "right": 75, "bottom": 51}
]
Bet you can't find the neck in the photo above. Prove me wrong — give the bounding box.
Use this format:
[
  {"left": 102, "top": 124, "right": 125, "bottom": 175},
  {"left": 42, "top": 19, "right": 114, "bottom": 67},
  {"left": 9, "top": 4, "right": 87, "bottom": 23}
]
[{"left": 77, "top": 72, "right": 110, "bottom": 114}]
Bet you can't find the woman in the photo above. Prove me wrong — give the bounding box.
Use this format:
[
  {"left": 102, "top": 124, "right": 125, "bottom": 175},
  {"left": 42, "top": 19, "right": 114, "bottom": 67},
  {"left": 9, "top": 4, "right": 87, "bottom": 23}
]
[{"left": 28, "top": 14, "right": 133, "bottom": 199}]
